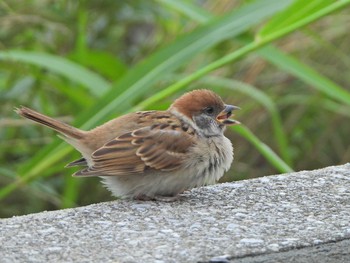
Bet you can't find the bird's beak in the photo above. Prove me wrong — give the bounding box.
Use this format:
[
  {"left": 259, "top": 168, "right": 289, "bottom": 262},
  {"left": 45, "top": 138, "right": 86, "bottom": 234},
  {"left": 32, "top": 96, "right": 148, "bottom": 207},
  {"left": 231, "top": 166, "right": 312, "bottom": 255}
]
[{"left": 216, "top": 104, "right": 240, "bottom": 125}]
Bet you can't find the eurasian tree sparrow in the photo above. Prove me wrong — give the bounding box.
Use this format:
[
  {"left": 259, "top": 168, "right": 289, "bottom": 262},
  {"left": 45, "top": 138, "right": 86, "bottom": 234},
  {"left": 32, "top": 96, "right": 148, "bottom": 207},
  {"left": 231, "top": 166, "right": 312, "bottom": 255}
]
[{"left": 16, "top": 89, "right": 239, "bottom": 201}]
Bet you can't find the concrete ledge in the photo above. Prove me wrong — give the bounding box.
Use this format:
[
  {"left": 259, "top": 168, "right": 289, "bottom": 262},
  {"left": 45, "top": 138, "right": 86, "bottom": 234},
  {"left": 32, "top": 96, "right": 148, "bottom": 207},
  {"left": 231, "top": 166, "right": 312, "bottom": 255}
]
[{"left": 1, "top": 164, "right": 350, "bottom": 263}]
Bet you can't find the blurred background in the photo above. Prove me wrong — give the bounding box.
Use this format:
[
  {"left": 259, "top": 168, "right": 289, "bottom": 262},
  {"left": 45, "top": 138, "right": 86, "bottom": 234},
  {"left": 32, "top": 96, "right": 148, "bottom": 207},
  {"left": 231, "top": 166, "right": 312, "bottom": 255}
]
[{"left": 1, "top": 0, "right": 349, "bottom": 217}]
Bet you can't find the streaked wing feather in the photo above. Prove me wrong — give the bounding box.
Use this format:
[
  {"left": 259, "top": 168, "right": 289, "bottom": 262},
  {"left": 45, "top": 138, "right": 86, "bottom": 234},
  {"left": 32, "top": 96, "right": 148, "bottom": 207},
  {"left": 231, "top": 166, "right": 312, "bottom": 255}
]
[
  {"left": 74, "top": 122, "right": 194, "bottom": 177},
  {"left": 66, "top": 157, "right": 87, "bottom": 167}
]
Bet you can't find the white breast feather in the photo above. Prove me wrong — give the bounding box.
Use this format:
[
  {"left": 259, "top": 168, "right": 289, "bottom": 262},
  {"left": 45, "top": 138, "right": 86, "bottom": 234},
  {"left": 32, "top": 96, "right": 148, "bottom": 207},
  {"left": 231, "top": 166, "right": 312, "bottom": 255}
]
[{"left": 101, "top": 135, "right": 233, "bottom": 199}]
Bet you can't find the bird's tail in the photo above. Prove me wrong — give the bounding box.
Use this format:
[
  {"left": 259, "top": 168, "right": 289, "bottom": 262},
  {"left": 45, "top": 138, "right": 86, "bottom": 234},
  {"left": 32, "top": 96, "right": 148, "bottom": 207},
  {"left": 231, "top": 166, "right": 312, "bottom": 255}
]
[{"left": 15, "top": 106, "right": 84, "bottom": 139}]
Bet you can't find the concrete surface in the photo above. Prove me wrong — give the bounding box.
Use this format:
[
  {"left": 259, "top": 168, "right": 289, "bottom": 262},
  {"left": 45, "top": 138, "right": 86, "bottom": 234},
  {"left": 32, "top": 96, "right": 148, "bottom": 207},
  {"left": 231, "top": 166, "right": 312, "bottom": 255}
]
[
  {"left": 1, "top": 164, "right": 350, "bottom": 263},
  {"left": 229, "top": 239, "right": 350, "bottom": 263}
]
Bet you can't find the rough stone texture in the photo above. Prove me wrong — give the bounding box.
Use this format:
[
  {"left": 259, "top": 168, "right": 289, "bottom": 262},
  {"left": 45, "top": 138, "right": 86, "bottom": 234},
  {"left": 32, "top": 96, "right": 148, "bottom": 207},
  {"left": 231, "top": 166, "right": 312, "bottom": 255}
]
[
  {"left": 229, "top": 239, "right": 350, "bottom": 263},
  {"left": 1, "top": 164, "right": 350, "bottom": 263}
]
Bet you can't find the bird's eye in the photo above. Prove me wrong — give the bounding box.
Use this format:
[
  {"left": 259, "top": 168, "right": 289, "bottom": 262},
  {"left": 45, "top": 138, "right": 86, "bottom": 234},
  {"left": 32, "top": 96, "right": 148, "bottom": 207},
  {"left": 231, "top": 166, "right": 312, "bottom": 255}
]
[{"left": 204, "top": 107, "right": 214, "bottom": 115}]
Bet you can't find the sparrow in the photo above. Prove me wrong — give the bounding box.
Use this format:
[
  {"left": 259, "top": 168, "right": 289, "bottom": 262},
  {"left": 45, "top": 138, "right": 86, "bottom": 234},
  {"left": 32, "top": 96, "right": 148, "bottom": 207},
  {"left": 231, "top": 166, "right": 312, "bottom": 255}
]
[{"left": 16, "top": 89, "right": 240, "bottom": 201}]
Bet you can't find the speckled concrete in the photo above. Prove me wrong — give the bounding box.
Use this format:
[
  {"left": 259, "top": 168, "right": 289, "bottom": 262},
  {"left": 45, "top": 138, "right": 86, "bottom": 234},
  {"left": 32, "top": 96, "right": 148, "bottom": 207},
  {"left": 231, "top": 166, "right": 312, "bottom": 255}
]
[
  {"left": 1, "top": 164, "right": 350, "bottom": 263},
  {"left": 229, "top": 239, "right": 350, "bottom": 263}
]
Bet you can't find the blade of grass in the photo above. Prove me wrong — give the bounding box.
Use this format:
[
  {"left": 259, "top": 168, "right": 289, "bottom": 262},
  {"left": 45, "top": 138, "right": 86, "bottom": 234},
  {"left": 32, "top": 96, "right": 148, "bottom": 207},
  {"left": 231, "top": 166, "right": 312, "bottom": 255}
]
[
  {"left": 258, "top": 45, "right": 350, "bottom": 106},
  {"left": 302, "top": 28, "right": 350, "bottom": 70},
  {"left": 232, "top": 125, "right": 293, "bottom": 173},
  {"left": 0, "top": 51, "right": 111, "bottom": 97},
  {"left": 256, "top": 0, "right": 350, "bottom": 43},
  {"left": 157, "top": 0, "right": 213, "bottom": 23},
  {"left": 278, "top": 95, "right": 350, "bottom": 118},
  {"left": 258, "top": 0, "right": 333, "bottom": 39}
]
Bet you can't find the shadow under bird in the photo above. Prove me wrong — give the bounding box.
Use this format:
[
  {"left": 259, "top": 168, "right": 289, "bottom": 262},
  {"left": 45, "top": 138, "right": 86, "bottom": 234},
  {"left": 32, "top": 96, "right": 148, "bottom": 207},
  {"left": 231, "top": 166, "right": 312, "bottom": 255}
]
[{"left": 16, "top": 89, "right": 240, "bottom": 201}]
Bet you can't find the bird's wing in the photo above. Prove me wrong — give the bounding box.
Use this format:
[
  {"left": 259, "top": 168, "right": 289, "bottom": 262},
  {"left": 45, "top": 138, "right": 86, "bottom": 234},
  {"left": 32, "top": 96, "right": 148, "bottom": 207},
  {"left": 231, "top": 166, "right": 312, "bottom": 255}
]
[{"left": 73, "top": 122, "right": 195, "bottom": 177}]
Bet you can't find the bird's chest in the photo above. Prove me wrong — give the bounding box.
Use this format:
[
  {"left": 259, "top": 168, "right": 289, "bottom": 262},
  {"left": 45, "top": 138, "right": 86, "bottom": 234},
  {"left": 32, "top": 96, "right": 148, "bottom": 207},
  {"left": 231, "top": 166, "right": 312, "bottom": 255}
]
[{"left": 186, "top": 136, "right": 234, "bottom": 185}]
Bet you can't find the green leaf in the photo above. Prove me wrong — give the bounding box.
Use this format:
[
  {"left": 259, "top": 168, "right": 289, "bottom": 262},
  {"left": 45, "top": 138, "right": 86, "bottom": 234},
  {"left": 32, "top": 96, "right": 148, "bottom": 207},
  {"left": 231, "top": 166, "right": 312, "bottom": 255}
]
[
  {"left": 259, "top": 0, "right": 333, "bottom": 38},
  {"left": 157, "top": 0, "right": 213, "bottom": 23},
  {"left": 0, "top": 51, "right": 111, "bottom": 97},
  {"left": 232, "top": 125, "right": 293, "bottom": 173},
  {"left": 69, "top": 50, "right": 127, "bottom": 81},
  {"left": 258, "top": 45, "right": 350, "bottom": 107},
  {"left": 256, "top": 0, "right": 350, "bottom": 43}
]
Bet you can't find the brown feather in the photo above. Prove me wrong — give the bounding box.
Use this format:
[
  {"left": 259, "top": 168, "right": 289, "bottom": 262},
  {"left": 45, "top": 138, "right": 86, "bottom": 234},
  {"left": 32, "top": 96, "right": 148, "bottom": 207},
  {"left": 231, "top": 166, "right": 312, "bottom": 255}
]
[
  {"left": 74, "top": 111, "right": 196, "bottom": 177},
  {"left": 169, "top": 89, "right": 225, "bottom": 120},
  {"left": 65, "top": 158, "right": 87, "bottom": 167},
  {"left": 15, "top": 106, "right": 84, "bottom": 139}
]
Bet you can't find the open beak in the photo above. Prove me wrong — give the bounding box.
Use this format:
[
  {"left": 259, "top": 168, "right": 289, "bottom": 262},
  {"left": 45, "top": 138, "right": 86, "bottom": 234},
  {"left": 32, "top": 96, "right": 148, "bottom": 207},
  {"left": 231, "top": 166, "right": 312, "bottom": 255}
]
[{"left": 216, "top": 104, "right": 240, "bottom": 125}]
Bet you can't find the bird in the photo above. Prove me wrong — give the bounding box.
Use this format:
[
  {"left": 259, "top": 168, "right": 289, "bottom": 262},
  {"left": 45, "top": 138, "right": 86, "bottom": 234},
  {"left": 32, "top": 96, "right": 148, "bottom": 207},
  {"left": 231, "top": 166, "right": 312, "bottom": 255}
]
[{"left": 16, "top": 89, "right": 240, "bottom": 201}]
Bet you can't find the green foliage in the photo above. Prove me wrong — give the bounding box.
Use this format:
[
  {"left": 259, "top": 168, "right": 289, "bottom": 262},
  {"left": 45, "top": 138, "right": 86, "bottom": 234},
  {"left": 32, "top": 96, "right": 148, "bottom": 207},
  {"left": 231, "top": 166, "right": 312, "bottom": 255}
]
[
  {"left": 258, "top": 46, "right": 350, "bottom": 106},
  {"left": 1, "top": 0, "right": 349, "bottom": 217},
  {"left": 0, "top": 51, "right": 111, "bottom": 96}
]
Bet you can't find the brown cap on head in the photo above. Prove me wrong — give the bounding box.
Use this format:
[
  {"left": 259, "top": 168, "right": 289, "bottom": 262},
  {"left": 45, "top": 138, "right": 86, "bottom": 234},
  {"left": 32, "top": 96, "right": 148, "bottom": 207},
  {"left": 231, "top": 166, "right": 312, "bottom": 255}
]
[{"left": 169, "top": 89, "right": 225, "bottom": 119}]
